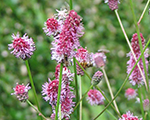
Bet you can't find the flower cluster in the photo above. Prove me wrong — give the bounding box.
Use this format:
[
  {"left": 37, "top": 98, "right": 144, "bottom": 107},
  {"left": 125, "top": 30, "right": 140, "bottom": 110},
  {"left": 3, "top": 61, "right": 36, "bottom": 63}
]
[
  {"left": 11, "top": 83, "right": 31, "bottom": 102},
  {"left": 125, "top": 88, "right": 137, "bottom": 100},
  {"left": 44, "top": 9, "right": 84, "bottom": 64},
  {"left": 42, "top": 65, "right": 75, "bottom": 119},
  {"left": 8, "top": 33, "right": 36, "bottom": 60},
  {"left": 87, "top": 89, "right": 105, "bottom": 105},
  {"left": 91, "top": 71, "right": 103, "bottom": 86},
  {"left": 119, "top": 111, "right": 142, "bottom": 120},
  {"left": 127, "top": 33, "right": 149, "bottom": 86}
]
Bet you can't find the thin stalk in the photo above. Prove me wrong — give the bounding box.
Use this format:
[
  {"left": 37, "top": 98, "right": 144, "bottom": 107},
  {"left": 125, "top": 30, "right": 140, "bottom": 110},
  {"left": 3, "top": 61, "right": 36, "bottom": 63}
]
[
  {"left": 106, "top": 109, "right": 118, "bottom": 120},
  {"left": 114, "top": 10, "right": 148, "bottom": 91},
  {"left": 101, "top": 67, "right": 120, "bottom": 114},
  {"left": 78, "top": 76, "right": 82, "bottom": 120},
  {"left": 138, "top": 87, "right": 145, "bottom": 120},
  {"left": 137, "top": 0, "right": 150, "bottom": 25},
  {"left": 93, "top": 39, "right": 150, "bottom": 120},
  {"left": 73, "top": 85, "right": 93, "bottom": 112},
  {"left": 27, "top": 100, "right": 47, "bottom": 120},
  {"left": 25, "top": 60, "right": 41, "bottom": 120},
  {"left": 73, "top": 57, "right": 79, "bottom": 120},
  {"left": 55, "top": 63, "right": 63, "bottom": 120},
  {"left": 95, "top": 86, "right": 121, "bottom": 117},
  {"left": 129, "top": 0, "right": 149, "bottom": 91}
]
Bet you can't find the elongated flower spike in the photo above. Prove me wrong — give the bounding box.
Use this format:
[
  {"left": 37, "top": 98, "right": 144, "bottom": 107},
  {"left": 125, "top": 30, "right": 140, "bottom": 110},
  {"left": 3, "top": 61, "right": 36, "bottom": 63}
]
[
  {"left": 127, "top": 33, "right": 149, "bottom": 86},
  {"left": 8, "top": 32, "right": 36, "bottom": 60}
]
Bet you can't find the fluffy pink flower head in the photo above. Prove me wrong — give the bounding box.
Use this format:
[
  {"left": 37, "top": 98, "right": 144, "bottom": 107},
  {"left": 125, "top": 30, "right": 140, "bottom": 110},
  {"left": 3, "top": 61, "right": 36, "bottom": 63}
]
[
  {"left": 42, "top": 79, "right": 59, "bottom": 105},
  {"left": 127, "top": 33, "right": 149, "bottom": 86},
  {"left": 43, "top": 18, "right": 60, "bottom": 36},
  {"left": 8, "top": 33, "right": 35, "bottom": 60},
  {"left": 92, "top": 71, "right": 103, "bottom": 86},
  {"left": 125, "top": 88, "right": 137, "bottom": 100},
  {"left": 11, "top": 83, "right": 31, "bottom": 102},
  {"left": 105, "top": 0, "right": 120, "bottom": 11},
  {"left": 143, "top": 99, "right": 149, "bottom": 111},
  {"left": 92, "top": 52, "right": 106, "bottom": 68},
  {"left": 51, "top": 10, "right": 84, "bottom": 63},
  {"left": 119, "top": 111, "right": 142, "bottom": 120},
  {"left": 87, "top": 89, "right": 105, "bottom": 105}
]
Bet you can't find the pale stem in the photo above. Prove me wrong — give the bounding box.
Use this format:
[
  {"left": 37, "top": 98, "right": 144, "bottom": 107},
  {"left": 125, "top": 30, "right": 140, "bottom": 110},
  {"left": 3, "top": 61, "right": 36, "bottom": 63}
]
[
  {"left": 137, "top": 0, "right": 150, "bottom": 25},
  {"left": 27, "top": 100, "right": 47, "bottom": 120},
  {"left": 101, "top": 67, "right": 120, "bottom": 114},
  {"left": 114, "top": 10, "right": 148, "bottom": 91},
  {"left": 78, "top": 76, "right": 82, "bottom": 120}
]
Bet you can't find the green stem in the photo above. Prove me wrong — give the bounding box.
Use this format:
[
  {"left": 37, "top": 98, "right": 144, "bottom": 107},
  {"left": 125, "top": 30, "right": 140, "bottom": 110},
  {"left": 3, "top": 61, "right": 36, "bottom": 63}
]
[
  {"left": 25, "top": 60, "right": 41, "bottom": 120},
  {"left": 78, "top": 76, "right": 82, "bottom": 120},
  {"left": 27, "top": 100, "right": 47, "bottom": 120},
  {"left": 106, "top": 109, "right": 118, "bottom": 120},
  {"left": 101, "top": 67, "right": 120, "bottom": 114},
  {"left": 73, "top": 57, "right": 79, "bottom": 120},
  {"left": 55, "top": 63, "right": 63, "bottom": 120},
  {"left": 138, "top": 87, "right": 145, "bottom": 120},
  {"left": 95, "top": 86, "right": 121, "bottom": 117},
  {"left": 73, "top": 85, "right": 93, "bottom": 112},
  {"left": 137, "top": 0, "right": 150, "bottom": 24},
  {"left": 114, "top": 9, "right": 148, "bottom": 91},
  {"left": 93, "top": 39, "right": 150, "bottom": 120},
  {"left": 70, "top": 0, "right": 73, "bottom": 10},
  {"left": 129, "top": 0, "right": 149, "bottom": 91}
]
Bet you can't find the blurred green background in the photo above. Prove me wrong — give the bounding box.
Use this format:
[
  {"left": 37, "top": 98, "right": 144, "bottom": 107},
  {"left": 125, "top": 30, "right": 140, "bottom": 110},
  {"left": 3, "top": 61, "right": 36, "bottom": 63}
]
[{"left": 0, "top": 0, "right": 150, "bottom": 119}]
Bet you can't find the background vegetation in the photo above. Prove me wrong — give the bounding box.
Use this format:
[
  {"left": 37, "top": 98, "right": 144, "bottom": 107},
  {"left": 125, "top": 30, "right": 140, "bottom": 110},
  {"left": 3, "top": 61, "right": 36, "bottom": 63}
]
[{"left": 0, "top": 0, "right": 150, "bottom": 119}]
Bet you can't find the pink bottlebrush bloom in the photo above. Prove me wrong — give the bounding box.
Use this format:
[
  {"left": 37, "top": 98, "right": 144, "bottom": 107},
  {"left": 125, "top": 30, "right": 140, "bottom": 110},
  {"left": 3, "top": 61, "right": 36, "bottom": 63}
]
[
  {"left": 125, "top": 88, "right": 137, "bottom": 100},
  {"left": 92, "top": 71, "right": 103, "bottom": 86},
  {"left": 55, "top": 64, "right": 61, "bottom": 79},
  {"left": 11, "top": 83, "right": 31, "bottom": 102},
  {"left": 42, "top": 78, "right": 59, "bottom": 105},
  {"left": 87, "top": 89, "right": 105, "bottom": 105},
  {"left": 105, "top": 0, "right": 120, "bottom": 11},
  {"left": 143, "top": 99, "right": 149, "bottom": 111},
  {"left": 127, "top": 33, "right": 149, "bottom": 86},
  {"left": 51, "top": 10, "right": 84, "bottom": 63},
  {"left": 8, "top": 33, "right": 36, "bottom": 60},
  {"left": 43, "top": 18, "right": 60, "bottom": 36},
  {"left": 119, "top": 111, "right": 142, "bottom": 120},
  {"left": 92, "top": 52, "right": 106, "bottom": 68}
]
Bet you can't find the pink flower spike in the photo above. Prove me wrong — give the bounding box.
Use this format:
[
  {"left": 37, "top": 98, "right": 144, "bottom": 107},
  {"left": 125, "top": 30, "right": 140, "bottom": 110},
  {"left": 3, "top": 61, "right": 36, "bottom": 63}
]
[
  {"left": 41, "top": 79, "right": 59, "bottom": 105},
  {"left": 11, "top": 83, "right": 31, "bottom": 102},
  {"left": 119, "top": 111, "right": 142, "bottom": 120},
  {"left": 125, "top": 88, "right": 137, "bottom": 100},
  {"left": 87, "top": 89, "right": 105, "bottom": 105},
  {"left": 127, "top": 33, "right": 149, "bottom": 86},
  {"left": 8, "top": 32, "right": 36, "bottom": 60}
]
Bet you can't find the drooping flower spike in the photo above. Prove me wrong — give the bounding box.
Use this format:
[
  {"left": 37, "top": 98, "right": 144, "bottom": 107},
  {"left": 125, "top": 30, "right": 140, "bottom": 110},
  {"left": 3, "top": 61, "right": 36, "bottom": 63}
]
[
  {"left": 11, "top": 83, "right": 31, "bottom": 102},
  {"left": 87, "top": 89, "right": 105, "bottom": 105},
  {"left": 8, "top": 32, "right": 36, "bottom": 60}
]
